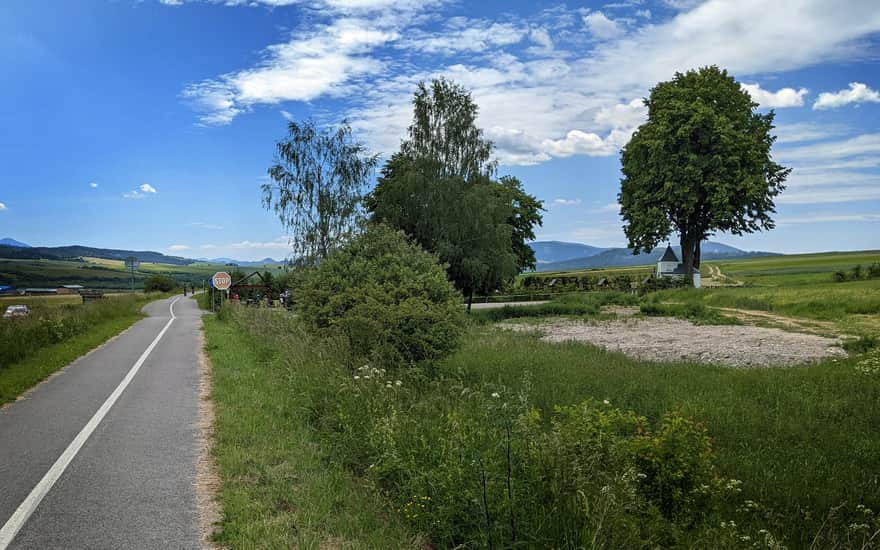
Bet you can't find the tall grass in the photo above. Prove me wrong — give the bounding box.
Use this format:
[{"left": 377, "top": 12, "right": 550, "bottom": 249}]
[
  {"left": 209, "top": 305, "right": 880, "bottom": 548},
  {"left": 0, "top": 294, "right": 161, "bottom": 369},
  {"left": 440, "top": 328, "right": 880, "bottom": 549},
  {"left": 203, "top": 312, "right": 416, "bottom": 548}
]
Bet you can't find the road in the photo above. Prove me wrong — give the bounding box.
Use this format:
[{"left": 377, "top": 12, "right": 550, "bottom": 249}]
[{"left": 0, "top": 295, "right": 204, "bottom": 550}]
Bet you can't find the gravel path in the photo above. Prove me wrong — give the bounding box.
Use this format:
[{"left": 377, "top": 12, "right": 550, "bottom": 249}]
[{"left": 501, "top": 317, "right": 847, "bottom": 368}]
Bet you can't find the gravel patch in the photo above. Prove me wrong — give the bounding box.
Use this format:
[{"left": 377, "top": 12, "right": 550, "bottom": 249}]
[{"left": 501, "top": 317, "right": 847, "bottom": 368}]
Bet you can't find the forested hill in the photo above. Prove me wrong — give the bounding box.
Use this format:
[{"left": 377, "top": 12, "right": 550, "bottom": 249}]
[{"left": 0, "top": 244, "right": 194, "bottom": 265}]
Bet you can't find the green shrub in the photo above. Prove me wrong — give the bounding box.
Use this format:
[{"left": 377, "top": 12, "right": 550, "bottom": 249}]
[
  {"left": 144, "top": 274, "right": 177, "bottom": 292},
  {"left": 294, "top": 224, "right": 465, "bottom": 368}
]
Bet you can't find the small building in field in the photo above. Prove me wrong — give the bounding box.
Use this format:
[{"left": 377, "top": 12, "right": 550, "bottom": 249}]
[
  {"left": 24, "top": 288, "right": 58, "bottom": 296},
  {"left": 656, "top": 245, "right": 701, "bottom": 288},
  {"left": 56, "top": 285, "right": 85, "bottom": 294}
]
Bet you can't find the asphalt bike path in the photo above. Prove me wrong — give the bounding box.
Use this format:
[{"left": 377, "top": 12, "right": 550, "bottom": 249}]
[{"left": 0, "top": 295, "right": 204, "bottom": 549}]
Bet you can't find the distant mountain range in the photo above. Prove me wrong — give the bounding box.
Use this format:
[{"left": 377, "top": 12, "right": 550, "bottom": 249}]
[
  {"left": 1, "top": 236, "right": 775, "bottom": 271},
  {"left": 0, "top": 237, "right": 283, "bottom": 267},
  {"left": 528, "top": 240, "right": 779, "bottom": 271},
  {"left": 0, "top": 238, "right": 31, "bottom": 248},
  {"left": 195, "top": 257, "right": 284, "bottom": 267}
]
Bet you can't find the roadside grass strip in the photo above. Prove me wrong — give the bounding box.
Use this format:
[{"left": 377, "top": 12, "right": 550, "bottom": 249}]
[{"left": 202, "top": 316, "right": 415, "bottom": 549}]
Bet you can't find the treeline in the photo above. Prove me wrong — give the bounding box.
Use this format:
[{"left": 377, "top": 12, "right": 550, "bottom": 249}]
[{"left": 833, "top": 263, "right": 880, "bottom": 282}]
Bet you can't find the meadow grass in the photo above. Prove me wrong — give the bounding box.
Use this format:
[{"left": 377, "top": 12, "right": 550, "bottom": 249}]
[
  {"left": 202, "top": 315, "right": 416, "bottom": 549},
  {"left": 0, "top": 294, "right": 83, "bottom": 308},
  {"left": 439, "top": 327, "right": 880, "bottom": 548}
]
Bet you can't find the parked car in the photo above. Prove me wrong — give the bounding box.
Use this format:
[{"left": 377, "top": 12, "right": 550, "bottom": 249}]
[{"left": 3, "top": 305, "right": 30, "bottom": 318}]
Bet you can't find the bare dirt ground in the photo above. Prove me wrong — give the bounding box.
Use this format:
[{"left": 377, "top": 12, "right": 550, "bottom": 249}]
[{"left": 501, "top": 316, "right": 847, "bottom": 368}]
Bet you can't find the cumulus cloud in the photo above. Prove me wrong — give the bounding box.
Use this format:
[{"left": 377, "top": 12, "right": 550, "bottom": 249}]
[
  {"left": 0, "top": 202, "right": 7, "bottom": 211},
  {"left": 813, "top": 82, "right": 880, "bottom": 110},
  {"left": 741, "top": 83, "right": 808, "bottom": 108},
  {"left": 183, "top": 18, "right": 399, "bottom": 125},
  {"left": 89, "top": 182, "right": 99, "bottom": 188},
  {"left": 168, "top": 244, "right": 190, "bottom": 251},
  {"left": 583, "top": 11, "right": 624, "bottom": 40},
  {"left": 181, "top": 0, "right": 880, "bottom": 171},
  {"left": 553, "top": 198, "right": 581, "bottom": 206},
  {"left": 123, "top": 183, "right": 158, "bottom": 199}
]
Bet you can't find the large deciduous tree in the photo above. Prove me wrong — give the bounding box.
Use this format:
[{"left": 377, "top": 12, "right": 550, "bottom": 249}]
[
  {"left": 263, "top": 120, "right": 378, "bottom": 265},
  {"left": 619, "top": 66, "right": 790, "bottom": 284},
  {"left": 366, "top": 78, "right": 543, "bottom": 309}
]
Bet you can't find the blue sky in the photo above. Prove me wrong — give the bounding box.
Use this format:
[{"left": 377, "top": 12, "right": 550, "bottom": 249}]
[{"left": 0, "top": 0, "right": 878, "bottom": 261}]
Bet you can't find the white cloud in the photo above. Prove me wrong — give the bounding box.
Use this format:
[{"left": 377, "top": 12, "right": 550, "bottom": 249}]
[
  {"left": 553, "top": 198, "right": 581, "bottom": 206},
  {"left": 774, "top": 122, "right": 850, "bottom": 144},
  {"left": 777, "top": 134, "right": 880, "bottom": 162},
  {"left": 635, "top": 9, "right": 651, "bottom": 18},
  {"left": 280, "top": 109, "right": 294, "bottom": 120},
  {"left": 0, "top": 202, "right": 6, "bottom": 211},
  {"left": 123, "top": 183, "right": 158, "bottom": 199},
  {"left": 583, "top": 11, "right": 624, "bottom": 40},
  {"left": 595, "top": 202, "right": 621, "bottom": 213},
  {"left": 402, "top": 21, "right": 525, "bottom": 54},
  {"left": 778, "top": 214, "right": 880, "bottom": 224},
  {"left": 813, "top": 82, "right": 880, "bottom": 110},
  {"left": 191, "top": 222, "right": 224, "bottom": 230},
  {"left": 183, "top": 0, "right": 880, "bottom": 171},
  {"left": 229, "top": 236, "right": 291, "bottom": 250},
  {"left": 741, "top": 83, "right": 808, "bottom": 108},
  {"left": 168, "top": 244, "right": 190, "bottom": 251},
  {"left": 159, "top": 0, "right": 183, "bottom": 5},
  {"left": 89, "top": 182, "right": 99, "bottom": 188},
  {"left": 183, "top": 18, "right": 399, "bottom": 125}
]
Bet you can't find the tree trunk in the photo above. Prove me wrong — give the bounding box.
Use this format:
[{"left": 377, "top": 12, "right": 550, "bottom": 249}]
[
  {"left": 467, "top": 288, "right": 474, "bottom": 314},
  {"left": 679, "top": 234, "right": 697, "bottom": 286}
]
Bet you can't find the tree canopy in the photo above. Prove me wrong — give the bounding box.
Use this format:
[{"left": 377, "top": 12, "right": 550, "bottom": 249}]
[
  {"left": 263, "top": 120, "right": 378, "bottom": 265},
  {"left": 366, "top": 79, "right": 543, "bottom": 307},
  {"left": 619, "top": 66, "right": 790, "bottom": 283}
]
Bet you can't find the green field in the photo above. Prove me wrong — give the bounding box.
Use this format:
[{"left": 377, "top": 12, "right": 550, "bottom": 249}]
[{"left": 203, "top": 249, "right": 880, "bottom": 549}]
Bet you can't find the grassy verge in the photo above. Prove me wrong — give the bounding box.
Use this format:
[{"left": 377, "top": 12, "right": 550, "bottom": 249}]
[
  {"left": 202, "top": 314, "right": 416, "bottom": 549},
  {"left": 441, "top": 327, "right": 880, "bottom": 548}
]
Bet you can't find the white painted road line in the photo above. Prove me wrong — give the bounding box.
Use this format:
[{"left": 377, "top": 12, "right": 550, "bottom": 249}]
[{"left": 0, "top": 297, "right": 181, "bottom": 550}]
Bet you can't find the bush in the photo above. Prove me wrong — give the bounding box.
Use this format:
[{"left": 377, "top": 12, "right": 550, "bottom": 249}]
[
  {"left": 294, "top": 224, "right": 465, "bottom": 368},
  {"left": 144, "top": 274, "right": 177, "bottom": 292}
]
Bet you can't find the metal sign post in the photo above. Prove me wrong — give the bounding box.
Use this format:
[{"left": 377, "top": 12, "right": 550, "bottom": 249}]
[
  {"left": 211, "top": 272, "right": 232, "bottom": 312},
  {"left": 124, "top": 256, "right": 140, "bottom": 293}
]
